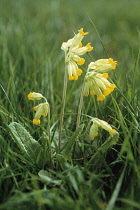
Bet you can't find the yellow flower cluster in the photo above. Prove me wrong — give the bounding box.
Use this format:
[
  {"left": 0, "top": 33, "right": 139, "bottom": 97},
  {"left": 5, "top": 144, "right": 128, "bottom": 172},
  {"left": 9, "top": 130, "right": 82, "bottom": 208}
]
[
  {"left": 27, "top": 27, "right": 118, "bottom": 143},
  {"left": 89, "top": 118, "right": 116, "bottom": 140},
  {"left": 27, "top": 92, "right": 49, "bottom": 125},
  {"left": 61, "top": 28, "right": 93, "bottom": 80},
  {"left": 84, "top": 58, "right": 117, "bottom": 101}
]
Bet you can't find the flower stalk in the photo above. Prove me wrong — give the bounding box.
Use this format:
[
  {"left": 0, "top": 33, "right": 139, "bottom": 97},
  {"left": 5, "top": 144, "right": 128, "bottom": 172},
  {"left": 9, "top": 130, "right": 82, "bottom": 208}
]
[
  {"left": 76, "top": 74, "right": 86, "bottom": 129},
  {"left": 59, "top": 60, "right": 68, "bottom": 152}
]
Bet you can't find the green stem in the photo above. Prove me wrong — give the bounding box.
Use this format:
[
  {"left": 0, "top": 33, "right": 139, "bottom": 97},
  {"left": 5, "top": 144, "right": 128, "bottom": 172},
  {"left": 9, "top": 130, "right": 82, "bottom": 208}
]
[
  {"left": 76, "top": 67, "right": 90, "bottom": 129},
  {"left": 76, "top": 66, "right": 90, "bottom": 129},
  {"left": 76, "top": 78, "right": 86, "bottom": 129},
  {"left": 73, "top": 71, "right": 88, "bottom": 158},
  {"left": 42, "top": 97, "right": 52, "bottom": 168},
  {"left": 59, "top": 61, "right": 68, "bottom": 153},
  {"left": 47, "top": 104, "right": 52, "bottom": 167},
  {"left": 43, "top": 97, "right": 52, "bottom": 167}
]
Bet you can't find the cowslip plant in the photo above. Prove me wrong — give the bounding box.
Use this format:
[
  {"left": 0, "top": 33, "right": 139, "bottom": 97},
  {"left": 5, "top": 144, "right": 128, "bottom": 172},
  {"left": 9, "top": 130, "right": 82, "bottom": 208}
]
[
  {"left": 26, "top": 28, "right": 119, "bottom": 165},
  {"left": 59, "top": 28, "right": 93, "bottom": 151}
]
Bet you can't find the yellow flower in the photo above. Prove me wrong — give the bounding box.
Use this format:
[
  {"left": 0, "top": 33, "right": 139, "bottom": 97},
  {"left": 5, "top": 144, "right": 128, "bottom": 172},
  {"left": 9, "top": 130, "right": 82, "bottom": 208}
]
[
  {"left": 33, "top": 102, "right": 49, "bottom": 125},
  {"left": 108, "top": 58, "right": 117, "bottom": 69},
  {"left": 77, "top": 69, "right": 83, "bottom": 76},
  {"left": 89, "top": 118, "right": 117, "bottom": 140},
  {"left": 86, "top": 43, "right": 93, "bottom": 52},
  {"left": 78, "top": 42, "right": 83, "bottom": 48},
  {"left": 102, "top": 73, "right": 109, "bottom": 78},
  {"left": 88, "top": 58, "right": 117, "bottom": 73},
  {"left": 83, "top": 72, "right": 116, "bottom": 101},
  {"left": 77, "top": 58, "right": 85, "bottom": 65},
  {"left": 89, "top": 122, "right": 99, "bottom": 140},
  {"left": 61, "top": 28, "right": 93, "bottom": 80},
  {"left": 28, "top": 92, "right": 43, "bottom": 100},
  {"left": 97, "top": 94, "right": 105, "bottom": 101},
  {"left": 109, "top": 129, "right": 117, "bottom": 135},
  {"left": 67, "top": 61, "right": 83, "bottom": 80},
  {"left": 33, "top": 119, "right": 40, "bottom": 125},
  {"left": 78, "top": 28, "right": 89, "bottom": 36}
]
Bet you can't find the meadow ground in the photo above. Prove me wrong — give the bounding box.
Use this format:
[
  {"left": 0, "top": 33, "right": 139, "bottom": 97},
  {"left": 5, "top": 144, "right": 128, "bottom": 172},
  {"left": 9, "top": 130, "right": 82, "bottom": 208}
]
[{"left": 0, "top": 0, "right": 140, "bottom": 209}]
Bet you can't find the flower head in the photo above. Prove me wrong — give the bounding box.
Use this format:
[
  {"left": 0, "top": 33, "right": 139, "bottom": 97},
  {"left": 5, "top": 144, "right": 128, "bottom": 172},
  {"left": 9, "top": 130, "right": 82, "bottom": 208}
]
[
  {"left": 88, "top": 58, "right": 117, "bottom": 73},
  {"left": 61, "top": 28, "right": 93, "bottom": 80},
  {"left": 84, "top": 71, "right": 116, "bottom": 101},
  {"left": 28, "top": 92, "right": 49, "bottom": 125},
  {"left": 89, "top": 118, "right": 117, "bottom": 140}
]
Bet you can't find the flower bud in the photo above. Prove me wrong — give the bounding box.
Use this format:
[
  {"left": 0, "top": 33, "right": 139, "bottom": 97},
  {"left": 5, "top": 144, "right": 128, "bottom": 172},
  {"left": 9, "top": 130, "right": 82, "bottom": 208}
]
[{"left": 28, "top": 92, "right": 43, "bottom": 100}]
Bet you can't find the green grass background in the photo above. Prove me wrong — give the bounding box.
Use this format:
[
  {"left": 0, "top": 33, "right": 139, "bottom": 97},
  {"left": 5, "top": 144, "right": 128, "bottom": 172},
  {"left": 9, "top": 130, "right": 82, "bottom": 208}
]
[{"left": 0, "top": 0, "right": 140, "bottom": 209}]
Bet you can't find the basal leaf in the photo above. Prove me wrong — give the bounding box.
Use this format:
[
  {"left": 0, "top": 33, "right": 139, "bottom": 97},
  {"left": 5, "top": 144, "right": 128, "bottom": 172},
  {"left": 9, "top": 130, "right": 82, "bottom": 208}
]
[{"left": 8, "top": 122, "right": 42, "bottom": 165}]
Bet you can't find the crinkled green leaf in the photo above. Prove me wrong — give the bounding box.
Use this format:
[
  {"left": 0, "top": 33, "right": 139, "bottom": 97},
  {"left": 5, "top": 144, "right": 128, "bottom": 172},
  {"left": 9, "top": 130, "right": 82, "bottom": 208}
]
[{"left": 8, "top": 122, "right": 42, "bottom": 164}]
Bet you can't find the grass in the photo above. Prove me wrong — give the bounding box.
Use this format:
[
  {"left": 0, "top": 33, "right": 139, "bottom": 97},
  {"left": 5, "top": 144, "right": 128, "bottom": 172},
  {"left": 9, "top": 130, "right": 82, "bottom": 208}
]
[{"left": 0, "top": 0, "right": 140, "bottom": 209}]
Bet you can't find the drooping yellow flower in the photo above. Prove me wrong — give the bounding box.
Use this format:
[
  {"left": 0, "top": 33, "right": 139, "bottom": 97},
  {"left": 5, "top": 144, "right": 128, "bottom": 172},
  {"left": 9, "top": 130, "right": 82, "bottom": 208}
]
[
  {"left": 77, "top": 58, "right": 85, "bottom": 65},
  {"left": 89, "top": 122, "right": 99, "bottom": 140},
  {"left": 33, "top": 102, "right": 49, "bottom": 125},
  {"left": 88, "top": 58, "right": 117, "bottom": 73},
  {"left": 61, "top": 28, "right": 93, "bottom": 80},
  {"left": 67, "top": 61, "right": 83, "bottom": 80},
  {"left": 89, "top": 118, "right": 117, "bottom": 140}
]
